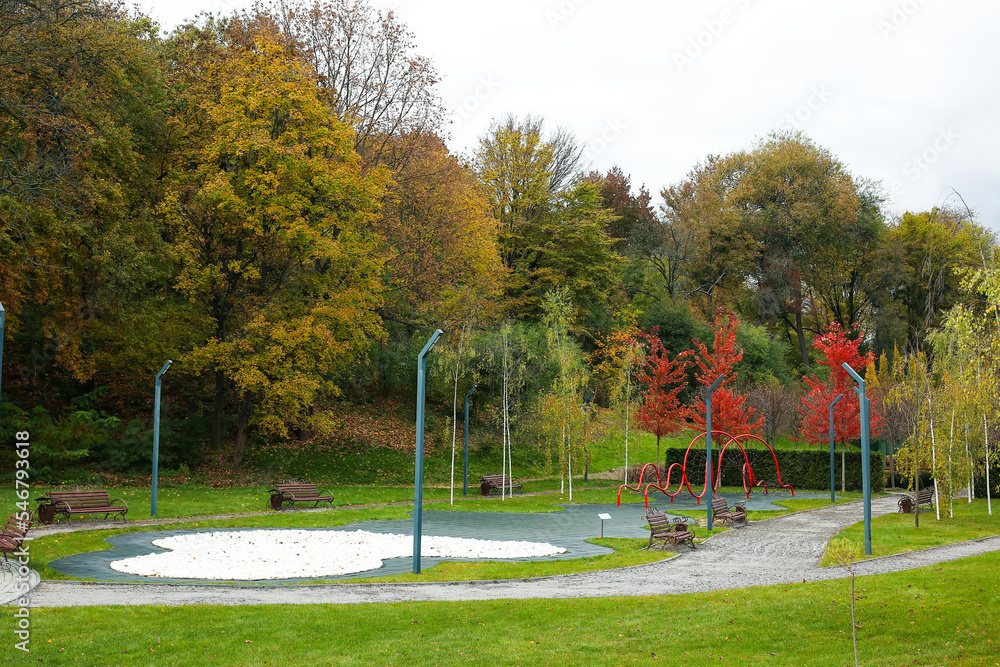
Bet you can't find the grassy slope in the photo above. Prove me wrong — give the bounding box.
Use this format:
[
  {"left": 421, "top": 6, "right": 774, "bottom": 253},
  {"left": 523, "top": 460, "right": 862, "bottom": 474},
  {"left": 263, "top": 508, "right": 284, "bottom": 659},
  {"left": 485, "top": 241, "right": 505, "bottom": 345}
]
[{"left": 9, "top": 549, "right": 1000, "bottom": 665}]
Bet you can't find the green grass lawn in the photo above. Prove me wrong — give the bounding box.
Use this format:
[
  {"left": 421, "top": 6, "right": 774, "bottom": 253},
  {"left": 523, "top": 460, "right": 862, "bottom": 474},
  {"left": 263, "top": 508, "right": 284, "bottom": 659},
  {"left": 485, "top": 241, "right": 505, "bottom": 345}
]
[
  {"left": 822, "top": 498, "right": 1000, "bottom": 565},
  {"left": 22, "top": 485, "right": 458, "bottom": 521},
  {"left": 9, "top": 549, "right": 1000, "bottom": 665}
]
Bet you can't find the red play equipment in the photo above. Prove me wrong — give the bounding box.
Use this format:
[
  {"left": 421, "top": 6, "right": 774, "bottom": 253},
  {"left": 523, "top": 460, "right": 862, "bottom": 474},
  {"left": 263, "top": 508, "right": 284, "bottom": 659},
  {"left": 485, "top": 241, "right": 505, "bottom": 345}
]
[{"left": 616, "top": 430, "right": 795, "bottom": 508}]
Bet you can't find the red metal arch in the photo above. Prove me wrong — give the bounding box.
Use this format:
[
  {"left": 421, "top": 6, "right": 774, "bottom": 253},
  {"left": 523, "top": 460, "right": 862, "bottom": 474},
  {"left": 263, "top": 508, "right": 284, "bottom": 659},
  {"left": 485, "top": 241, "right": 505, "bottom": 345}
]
[{"left": 616, "top": 431, "right": 794, "bottom": 508}]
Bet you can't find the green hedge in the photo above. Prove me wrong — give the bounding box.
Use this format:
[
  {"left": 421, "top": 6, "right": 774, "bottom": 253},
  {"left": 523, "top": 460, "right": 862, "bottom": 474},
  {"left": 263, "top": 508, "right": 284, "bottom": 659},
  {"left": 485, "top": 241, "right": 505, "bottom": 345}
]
[{"left": 628, "top": 447, "right": 885, "bottom": 493}]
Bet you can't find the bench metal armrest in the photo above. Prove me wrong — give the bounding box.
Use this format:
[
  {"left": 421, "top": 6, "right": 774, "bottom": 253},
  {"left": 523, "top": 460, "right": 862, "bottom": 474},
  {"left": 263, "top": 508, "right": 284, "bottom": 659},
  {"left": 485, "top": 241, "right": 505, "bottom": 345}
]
[
  {"left": 111, "top": 498, "right": 129, "bottom": 514},
  {"left": 318, "top": 489, "right": 335, "bottom": 501}
]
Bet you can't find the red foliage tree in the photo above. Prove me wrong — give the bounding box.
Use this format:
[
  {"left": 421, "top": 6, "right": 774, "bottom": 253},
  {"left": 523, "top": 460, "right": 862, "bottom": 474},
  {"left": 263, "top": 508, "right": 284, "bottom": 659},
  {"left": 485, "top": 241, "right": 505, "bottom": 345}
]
[
  {"left": 798, "top": 322, "right": 883, "bottom": 446},
  {"left": 635, "top": 327, "right": 693, "bottom": 467},
  {"left": 691, "top": 310, "right": 764, "bottom": 434}
]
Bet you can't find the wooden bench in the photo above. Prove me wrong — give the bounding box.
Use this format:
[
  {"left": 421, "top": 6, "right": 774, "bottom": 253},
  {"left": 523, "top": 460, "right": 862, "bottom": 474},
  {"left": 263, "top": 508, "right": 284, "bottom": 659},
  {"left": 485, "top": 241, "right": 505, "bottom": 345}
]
[
  {"left": 0, "top": 514, "right": 31, "bottom": 570},
  {"left": 898, "top": 487, "right": 935, "bottom": 514},
  {"left": 268, "top": 483, "right": 334, "bottom": 510},
  {"left": 712, "top": 496, "right": 748, "bottom": 527},
  {"left": 36, "top": 490, "right": 128, "bottom": 524},
  {"left": 480, "top": 474, "right": 522, "bottom": 496},
  {"left": 645, "top": 512, "right": 695, "bottom": 550}
]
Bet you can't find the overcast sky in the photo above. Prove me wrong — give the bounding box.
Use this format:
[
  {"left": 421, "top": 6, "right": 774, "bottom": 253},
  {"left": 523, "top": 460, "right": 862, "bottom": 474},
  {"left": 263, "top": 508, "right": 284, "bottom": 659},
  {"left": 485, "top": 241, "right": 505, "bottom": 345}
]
[{"left": 141, "top": 0, "right": 1000, "bottom": 231}]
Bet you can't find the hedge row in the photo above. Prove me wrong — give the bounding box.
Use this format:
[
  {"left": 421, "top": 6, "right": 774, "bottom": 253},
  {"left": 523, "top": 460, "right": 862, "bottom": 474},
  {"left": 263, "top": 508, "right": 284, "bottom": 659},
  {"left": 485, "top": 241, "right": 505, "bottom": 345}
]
[{"left": 627, "top": 447, "right": 885, "bottom": 493}]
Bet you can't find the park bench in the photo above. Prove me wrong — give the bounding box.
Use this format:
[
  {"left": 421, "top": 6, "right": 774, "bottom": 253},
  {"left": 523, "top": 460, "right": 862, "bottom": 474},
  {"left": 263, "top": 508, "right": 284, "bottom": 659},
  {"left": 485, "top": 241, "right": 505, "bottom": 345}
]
[
  {"left": 0, "top": 513, "right": 32, "bottom": 570},
  {"left": 36, "top": 490, "right": 128, "bottom": 524},
  {"left": 479, "top": 474, "right": 522, "bottom": 496},
  {"left": 268, "top": 483, "right": 335, "bottom": 510},
  {"left": 712, "top": 496, "right": 748, "bottom": 528},
  {"left": 898, "top": 487, "right": 935, "bottom": 514},
  {"left": 645, "top": 512, "right": 695, "bottom": 550}
]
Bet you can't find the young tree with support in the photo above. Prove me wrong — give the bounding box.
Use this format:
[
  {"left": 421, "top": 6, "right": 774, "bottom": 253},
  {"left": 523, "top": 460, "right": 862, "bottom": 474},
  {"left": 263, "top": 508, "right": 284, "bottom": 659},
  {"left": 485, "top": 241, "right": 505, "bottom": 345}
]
[{"left": 591, "top": 325, "right": 644, "bottom": 481}]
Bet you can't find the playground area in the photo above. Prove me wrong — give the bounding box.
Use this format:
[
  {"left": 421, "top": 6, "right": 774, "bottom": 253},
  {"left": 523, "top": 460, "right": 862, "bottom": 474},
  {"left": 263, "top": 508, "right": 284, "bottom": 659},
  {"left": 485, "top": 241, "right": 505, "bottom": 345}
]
[{"left": 617, "top": 430, "right": 796, "bottom": 507}]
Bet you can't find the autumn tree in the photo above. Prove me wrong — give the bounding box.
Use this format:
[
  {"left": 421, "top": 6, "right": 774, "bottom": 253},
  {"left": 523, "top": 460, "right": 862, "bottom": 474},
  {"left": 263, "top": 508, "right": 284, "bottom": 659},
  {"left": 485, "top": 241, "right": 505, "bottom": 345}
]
[
  {"left": 373, "top": 134, "right": 503, "bottom": 326},
  {"left": 727, "top": 132, "right": 862, "bottom": 368},
  {"left": 475, "top": 115, "right": 619, "bottom": 321},
  {"left": 691, "top": 310, "right": 763, "bottom": 435},
  {"left": 245, "top": 0, "right": 445, "bottom": 172},
  {"left": 161, "top": 28, "right": 387, "bottom": 464},
  {"left": 798, "top": 322, "right": 882, "bottom": 490},
  {"left": 0, "top": 0, "right": 178, "bottom": 416},
  {"left": 583, "top": 165, "right": 655, "bottom": 254},
  {"left": 651, "top": 155, "right": 749, "bottom": 314},
  {"left": 635, "top": 326, "right": 692, "bottom": 468},
  {"left": 887, "top": 207, "right": 993, "bottom": 352}
]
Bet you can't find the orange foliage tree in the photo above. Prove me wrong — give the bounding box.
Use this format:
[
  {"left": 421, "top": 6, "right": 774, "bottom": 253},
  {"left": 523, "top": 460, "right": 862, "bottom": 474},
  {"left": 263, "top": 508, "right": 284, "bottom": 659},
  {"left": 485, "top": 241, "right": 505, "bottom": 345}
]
[
  {"left": 799, "top": 322, "right": 883, "bottom": 447},
  {"left": 691, "top": 310, "right": 764, "bottom": 435},
  {"left": 635, "top": 327, "right": 692, "bottom": 467}
]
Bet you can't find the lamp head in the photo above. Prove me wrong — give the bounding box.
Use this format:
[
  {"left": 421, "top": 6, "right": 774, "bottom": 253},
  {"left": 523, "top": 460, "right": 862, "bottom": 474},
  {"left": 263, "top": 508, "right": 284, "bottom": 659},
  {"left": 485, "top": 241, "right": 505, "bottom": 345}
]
[{"left": 419, "top": 329, "right": 444, "bottom": 359}]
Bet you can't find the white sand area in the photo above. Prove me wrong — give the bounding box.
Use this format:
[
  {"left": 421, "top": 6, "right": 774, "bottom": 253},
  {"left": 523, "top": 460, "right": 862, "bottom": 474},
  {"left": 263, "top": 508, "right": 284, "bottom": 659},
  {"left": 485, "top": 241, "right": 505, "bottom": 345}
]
[{"left": 110, "top": 529, "right": 567, "bottom": 580}]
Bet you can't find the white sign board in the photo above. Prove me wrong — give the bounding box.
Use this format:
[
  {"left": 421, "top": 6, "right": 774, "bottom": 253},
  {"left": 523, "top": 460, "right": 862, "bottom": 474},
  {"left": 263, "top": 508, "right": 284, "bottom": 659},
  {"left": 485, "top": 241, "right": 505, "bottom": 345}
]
[{"left": 597, "top": 513, "right": 612, "bottom": 520}]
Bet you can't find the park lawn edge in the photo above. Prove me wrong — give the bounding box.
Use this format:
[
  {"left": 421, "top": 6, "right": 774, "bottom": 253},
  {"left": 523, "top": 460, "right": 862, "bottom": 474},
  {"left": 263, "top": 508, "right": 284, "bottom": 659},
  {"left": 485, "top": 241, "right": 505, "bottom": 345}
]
[{"left": 11, "top": 549, "right": 1000, "bottom": 665}]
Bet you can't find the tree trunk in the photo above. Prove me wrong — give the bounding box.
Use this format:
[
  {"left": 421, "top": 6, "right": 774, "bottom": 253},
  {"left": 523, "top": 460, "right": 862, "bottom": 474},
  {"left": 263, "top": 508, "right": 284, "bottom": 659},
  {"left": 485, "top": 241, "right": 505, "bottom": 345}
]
[
  {"left": 795, "top": 310, "right": 809, "bottom": 368},
  {"left": 233, "top": 400, "right": 251, "bottom": 467},
  {"left": 212, "top": 369, "right": 226, "bottom": 450}
]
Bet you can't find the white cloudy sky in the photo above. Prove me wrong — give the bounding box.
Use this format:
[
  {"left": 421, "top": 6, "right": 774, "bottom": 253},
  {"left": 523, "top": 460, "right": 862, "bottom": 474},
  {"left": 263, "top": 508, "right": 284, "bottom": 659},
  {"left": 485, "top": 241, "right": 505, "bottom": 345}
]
[{"left": 140, "top": 0, "right": 1000, "bottom": 230}]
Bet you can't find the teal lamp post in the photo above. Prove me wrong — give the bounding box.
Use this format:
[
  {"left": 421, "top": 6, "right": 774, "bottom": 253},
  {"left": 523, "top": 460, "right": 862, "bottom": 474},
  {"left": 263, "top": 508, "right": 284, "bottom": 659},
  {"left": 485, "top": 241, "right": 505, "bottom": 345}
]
[
  {"left": 829, "top": 393, "right": 844, "bottom": 503},
  {"left": 463, "top": 384, "right": 476, "bottom": 496},
  {"left": 151, "top": 360, "right": 172, "bottom": 517},
  {"left": 705, "top": 375, "right": 725, "bottom": 531},
  {"left": 413, "top": 329, "right": 443, "bottom": 574},
  {"left": 842, "top": 362, "right": 872, "bottom": 555}
]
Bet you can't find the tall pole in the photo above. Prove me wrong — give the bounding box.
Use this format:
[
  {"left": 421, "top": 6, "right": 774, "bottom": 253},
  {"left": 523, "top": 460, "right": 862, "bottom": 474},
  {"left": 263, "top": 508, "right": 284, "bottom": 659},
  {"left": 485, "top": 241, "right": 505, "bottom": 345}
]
[
  {"left": 842, "top": 362, "right": 872, "bottom": 555},
  {"left": 463, "top": 384, "right": 476, "bottom": 496},
  {"left": 706, "top": 375, "right": 725, "bottom": 531},
  {"left": 583, "top": 390, "right": 595, "bottom": 482},
  {"left": 829, "top": 394, "right": 844, "bottom": 503},
  {"left": 151, "top": 360, "right": 173, "bottom": 517},
  {"left": 413, "top": 329, "right": 443, "bottom": 574}
]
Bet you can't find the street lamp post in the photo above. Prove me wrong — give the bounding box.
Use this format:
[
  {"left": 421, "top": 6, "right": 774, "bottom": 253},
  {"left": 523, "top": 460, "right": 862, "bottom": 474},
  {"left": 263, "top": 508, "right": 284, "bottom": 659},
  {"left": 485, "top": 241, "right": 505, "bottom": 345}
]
[
  {"left": 582, "top": 390, "right": 595, "bottom": 482},
  {"left": 842, "top": 362, "right": 872, "bottom": 555},
  {"left": 152, "top": 360, "right": 173, "bottom": 517},
  {"left": 705, "top": 375, "right": 726, "bottom": 531},
  {"left": 829, "top": 393, "right": 844, "bottom": 503},
  {"left": 413, "top": 329, "right": 443, "bottom": 574},
  {"left": 463, "top": 384, "right": 476, "bottom": 496}
]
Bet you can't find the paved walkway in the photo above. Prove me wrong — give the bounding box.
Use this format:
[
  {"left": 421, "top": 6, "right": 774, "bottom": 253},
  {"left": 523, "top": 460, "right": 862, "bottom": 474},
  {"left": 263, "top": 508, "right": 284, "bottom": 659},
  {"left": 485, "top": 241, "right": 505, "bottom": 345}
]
[{"left": 20, "top": 496, "right": 1000, "bottom": 607}]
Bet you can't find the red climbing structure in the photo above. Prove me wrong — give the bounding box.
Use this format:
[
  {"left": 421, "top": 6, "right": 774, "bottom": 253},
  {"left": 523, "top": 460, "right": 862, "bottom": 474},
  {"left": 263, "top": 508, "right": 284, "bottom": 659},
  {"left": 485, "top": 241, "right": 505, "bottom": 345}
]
[{"left": 616, "top": 431, "right": 795, "bottom": 508}]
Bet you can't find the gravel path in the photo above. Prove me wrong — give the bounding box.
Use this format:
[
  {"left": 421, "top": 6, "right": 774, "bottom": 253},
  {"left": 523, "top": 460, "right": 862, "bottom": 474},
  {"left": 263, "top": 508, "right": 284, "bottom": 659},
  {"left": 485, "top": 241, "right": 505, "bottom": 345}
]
[{"left": 23, "top": 496, "right": 1000, "bottom": 607}]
